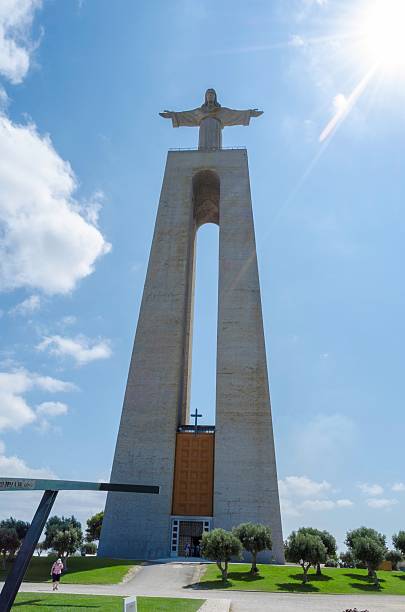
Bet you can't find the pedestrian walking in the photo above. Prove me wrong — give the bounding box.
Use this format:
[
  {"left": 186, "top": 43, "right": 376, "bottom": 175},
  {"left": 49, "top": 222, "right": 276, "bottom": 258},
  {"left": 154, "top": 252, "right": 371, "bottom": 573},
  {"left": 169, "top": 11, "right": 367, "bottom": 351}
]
[{"left": 50, "top": 558, "right": 64, "bottom": 591}]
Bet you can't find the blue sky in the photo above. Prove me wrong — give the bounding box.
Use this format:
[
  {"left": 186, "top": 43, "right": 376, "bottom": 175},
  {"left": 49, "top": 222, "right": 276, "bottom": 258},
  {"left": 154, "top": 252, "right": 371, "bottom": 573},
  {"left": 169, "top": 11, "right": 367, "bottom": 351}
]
[{"left": 0, "top": 0, "right": 404, "bottom": 551}]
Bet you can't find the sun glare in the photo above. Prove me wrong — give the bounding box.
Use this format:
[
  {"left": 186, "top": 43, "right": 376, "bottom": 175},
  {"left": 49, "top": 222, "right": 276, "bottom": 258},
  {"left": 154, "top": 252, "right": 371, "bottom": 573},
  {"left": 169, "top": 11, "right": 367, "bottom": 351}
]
[{"left": 361, "top": 0, "right": 405, "bottom": 69}]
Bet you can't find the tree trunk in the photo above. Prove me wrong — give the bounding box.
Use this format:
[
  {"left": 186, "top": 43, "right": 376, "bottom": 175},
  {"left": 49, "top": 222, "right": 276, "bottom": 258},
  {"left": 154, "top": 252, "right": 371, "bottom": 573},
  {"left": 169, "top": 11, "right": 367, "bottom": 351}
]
[
  {"left": 2, "top": 553, "right": 6, "bottom": 570},
  {"left": 216, "top": 561, "right": 227, "bottom": 581},
  {"left": 316, "top": 562, "right": 322, "bottom": 576},
  {"left": 251, "top": 552, "right": 258, "bottom": 574},
  {"left": 301, "top": 564, "right": 309, "bottom": 583}
]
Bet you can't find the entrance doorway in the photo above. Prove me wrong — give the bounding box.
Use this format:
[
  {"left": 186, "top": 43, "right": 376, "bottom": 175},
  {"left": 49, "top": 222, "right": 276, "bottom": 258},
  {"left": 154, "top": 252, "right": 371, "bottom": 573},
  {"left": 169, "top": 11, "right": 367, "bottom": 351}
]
[
  {"left": 170, "top": 517, "right": 211, "bottom": 557},
  {"left": 179, "top": 520, "right": 202, "bottom": 557}
]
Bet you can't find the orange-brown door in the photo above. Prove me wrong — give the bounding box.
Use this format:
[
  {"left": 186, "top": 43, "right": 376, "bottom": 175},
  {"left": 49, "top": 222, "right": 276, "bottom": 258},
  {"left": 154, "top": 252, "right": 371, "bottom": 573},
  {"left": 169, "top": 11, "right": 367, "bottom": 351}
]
[{"left": 172, "top": 433, "right": 214, "bottom": 516}]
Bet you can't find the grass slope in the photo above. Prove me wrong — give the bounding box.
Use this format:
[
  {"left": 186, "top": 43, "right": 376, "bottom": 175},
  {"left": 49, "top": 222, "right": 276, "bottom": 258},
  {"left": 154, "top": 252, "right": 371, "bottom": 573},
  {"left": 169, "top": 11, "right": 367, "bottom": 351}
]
[
  {"left": 200, "top": 564, "right": 405, "bottom": 595},
  {"left": 0, "top": 556, "right": 141, "bottom": 584},
  {"left": 13, "top": 594, "right": 205, "bottom": 611}
]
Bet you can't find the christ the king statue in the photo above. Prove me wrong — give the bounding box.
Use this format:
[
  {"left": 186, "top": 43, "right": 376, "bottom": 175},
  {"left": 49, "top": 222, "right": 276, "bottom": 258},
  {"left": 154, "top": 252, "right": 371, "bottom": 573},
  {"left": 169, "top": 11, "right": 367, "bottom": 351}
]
[{"left": 160, "top": 88, "right": 263, "bottom": 150}]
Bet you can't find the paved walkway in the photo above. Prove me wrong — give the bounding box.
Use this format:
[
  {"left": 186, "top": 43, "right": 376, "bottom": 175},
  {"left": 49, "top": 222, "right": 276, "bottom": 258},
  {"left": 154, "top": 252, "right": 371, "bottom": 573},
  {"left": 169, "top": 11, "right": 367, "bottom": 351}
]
[{"left": 6, "top": 561, "right": 405, "bottom": 611}]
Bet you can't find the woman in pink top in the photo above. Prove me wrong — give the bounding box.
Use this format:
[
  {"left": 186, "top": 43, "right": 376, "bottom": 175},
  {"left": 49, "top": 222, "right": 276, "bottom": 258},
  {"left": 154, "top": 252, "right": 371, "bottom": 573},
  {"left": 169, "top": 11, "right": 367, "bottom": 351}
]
[{"left": 50, "top": 558, "right": 64, "bottom": 591}]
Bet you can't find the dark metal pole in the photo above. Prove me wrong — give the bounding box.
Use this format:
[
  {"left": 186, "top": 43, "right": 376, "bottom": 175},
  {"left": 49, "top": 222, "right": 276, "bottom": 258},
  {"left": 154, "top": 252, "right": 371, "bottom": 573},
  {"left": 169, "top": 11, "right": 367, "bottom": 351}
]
[{"left": 0, "top": 489, "right": 58, "bottom": 612}]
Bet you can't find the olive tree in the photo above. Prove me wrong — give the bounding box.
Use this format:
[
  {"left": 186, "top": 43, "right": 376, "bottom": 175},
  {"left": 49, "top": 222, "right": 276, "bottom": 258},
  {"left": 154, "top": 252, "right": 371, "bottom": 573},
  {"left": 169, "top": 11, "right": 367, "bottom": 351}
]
[
  {"left": 0, "top": 528, "right": 20, "bottom": 569},
  {"left": 392, "top": 531, "right": 405, "bottom": 556},
  {"left": 285, "top": 531, "right": 327, "bottom": 584},
  {"left": 352, "top": 536, "right": 385, "bottom": 586},
  {"left": 385, "top": 549, "right": 403, "bottom": 570},
  {"left": 85, "top": 511, "right": 104, "bottom": 542},
  {"left": 345, "top": 526, "right": 386, "bottom": 550},
  {"left": 233, "top": 523, "right": 272, "bottom": 574},
  {"left": 0, "top": 518, "right": 30, "bottom": 541},
  {"left": 345, "top": 527, "right": 386, "bottom": 577},
  {"left": 298, "top": 527, "right": 336, "bottom": 575},
  {"left": 81, "top": 541, "right": 97, "bottom": 555},
  {"left": 200, "top": 528, "right": 242, "bottom": 581},
  {"left": 44, "top": 516, "right": 83, "bottom": 569}
]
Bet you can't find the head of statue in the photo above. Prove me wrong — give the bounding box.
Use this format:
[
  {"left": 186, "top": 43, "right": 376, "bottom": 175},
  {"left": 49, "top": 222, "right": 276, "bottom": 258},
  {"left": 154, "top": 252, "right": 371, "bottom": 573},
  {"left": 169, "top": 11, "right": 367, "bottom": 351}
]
[{"left": 203, "top": 88, "right": 220, "bottom": 109}]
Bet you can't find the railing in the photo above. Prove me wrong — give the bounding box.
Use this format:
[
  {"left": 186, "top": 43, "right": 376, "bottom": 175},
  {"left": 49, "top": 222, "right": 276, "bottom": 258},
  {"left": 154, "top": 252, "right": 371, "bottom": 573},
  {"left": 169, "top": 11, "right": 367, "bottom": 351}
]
[
  {"left": 169, "top": 146, "right": 246, "bottom": 152},
  {"left": 177, "top": 425, "right": 216, "bottom": 433}
]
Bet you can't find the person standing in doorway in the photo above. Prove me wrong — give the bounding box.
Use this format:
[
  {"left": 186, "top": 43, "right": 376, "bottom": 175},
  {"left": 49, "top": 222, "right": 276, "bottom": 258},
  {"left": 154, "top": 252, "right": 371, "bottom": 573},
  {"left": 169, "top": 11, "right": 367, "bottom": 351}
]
[{"left": 50, "top": 558, "right": 64, "bottom": 591}]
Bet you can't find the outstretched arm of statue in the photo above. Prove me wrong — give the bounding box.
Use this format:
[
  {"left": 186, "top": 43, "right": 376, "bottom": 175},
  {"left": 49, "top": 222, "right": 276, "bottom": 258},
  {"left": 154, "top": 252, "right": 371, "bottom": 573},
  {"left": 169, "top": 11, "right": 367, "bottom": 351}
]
[
  {"left": 159, "top": 108, "right": 201, "bottom": 128},
  {"left": 219, "top": 107, "right": 264, "bottom": 127}
]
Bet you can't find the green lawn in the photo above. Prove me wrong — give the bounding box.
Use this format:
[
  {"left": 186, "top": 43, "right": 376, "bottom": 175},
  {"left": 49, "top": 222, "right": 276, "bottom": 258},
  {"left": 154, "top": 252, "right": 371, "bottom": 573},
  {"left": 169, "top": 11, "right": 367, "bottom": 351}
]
[
  {"left": 199, "top": 564, "right": 405, "bottom": 595},
  {"left": 0, "top": 556, "right": 141, "bottom": 584},
  {"left": 12, "top": 594, "right": 205, "bottom": 611}
]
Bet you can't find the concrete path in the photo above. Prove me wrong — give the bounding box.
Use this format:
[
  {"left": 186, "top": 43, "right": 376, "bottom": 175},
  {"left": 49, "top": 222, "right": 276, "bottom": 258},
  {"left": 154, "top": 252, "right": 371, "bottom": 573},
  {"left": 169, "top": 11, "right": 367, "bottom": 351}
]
[{"left": 5, "top": 561, "right": 405, "bottom": 611}]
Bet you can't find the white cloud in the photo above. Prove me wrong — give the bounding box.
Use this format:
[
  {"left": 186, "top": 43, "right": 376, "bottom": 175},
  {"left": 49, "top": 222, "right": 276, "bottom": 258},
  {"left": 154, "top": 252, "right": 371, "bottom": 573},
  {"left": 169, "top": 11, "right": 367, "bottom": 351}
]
[
  {"left": 0, "top": 369, "right": 75, "bottom": 431},
  {"left": 279, "top": 475, "right": 354, "bottom": 516},
  {"left": 0, "top": 115, "right": 111, "bottom": 295},
  {"left": 37, "top": 334, "right": 112, "bottom": 365},
  {"left": 37, "top": 401, "right": 68, "bottom": 416},
  {"left": 0, "top": 0, "right": 42, "bottom": 84},
  {"left": 9, "top": 294, "right": 40, "bottom": 316},
  {"left": 0, "top": 443, "right": 107, "bottom": 525},
  {"left": 279, "top": 496, "right": 301, "bottom": 517},
  {"left": 358, "top": 483, "right": 384, "bottom": 496},
  {"left": 392, "top": 483, "right": 405, "bottom": 492},
  {"left": 336, "top": 498, "right": 354, "bottom": 508},
  {"left": 366, "top": 498, "right": 398, "bottom": 509},
  {"left": 33, "top": 374, "right": 76, "bottom": 393},
  {"left": 279, "top": 475, "right": 332, "bottom": 498},
  {"left": 0, "top": 441, "right": 55, "bottom": 478}
]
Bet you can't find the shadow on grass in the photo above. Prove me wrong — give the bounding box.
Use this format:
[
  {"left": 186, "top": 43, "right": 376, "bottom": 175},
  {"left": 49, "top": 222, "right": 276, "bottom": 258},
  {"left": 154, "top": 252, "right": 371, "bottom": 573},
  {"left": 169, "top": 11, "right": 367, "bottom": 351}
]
[
  {"left": 226, "top": 572, "right": 265, "bottom": 583},
  {"left": 13, "top": 601, "right": 100, "bottom": 608},
  {"left": 349, "top": 583, "right": 382, "bottom": 592},
  {"left": 276, "top": 582, "right": 320, "bottom": 593},
  {"left": 394, "top": 573, "right": 405, "bottom": 581},
  {"left": 344, "top": 573, "right": 386, "bottom": 583},
  {"left": 289, "top": 572, "right": 333, "bottom": 583},
  {"left": 185, "top": 579, "right": 232, "bottom": 590},
  {"left": 186, "top": 571, "right": 265, "bottom": 590}
]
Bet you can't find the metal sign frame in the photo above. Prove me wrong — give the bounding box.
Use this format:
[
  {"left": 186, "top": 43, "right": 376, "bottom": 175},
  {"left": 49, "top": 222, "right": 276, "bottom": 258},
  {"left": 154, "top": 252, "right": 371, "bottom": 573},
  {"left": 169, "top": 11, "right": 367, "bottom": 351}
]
[{"left": 0, "top": 477, "right": 159, "bottom": 611}]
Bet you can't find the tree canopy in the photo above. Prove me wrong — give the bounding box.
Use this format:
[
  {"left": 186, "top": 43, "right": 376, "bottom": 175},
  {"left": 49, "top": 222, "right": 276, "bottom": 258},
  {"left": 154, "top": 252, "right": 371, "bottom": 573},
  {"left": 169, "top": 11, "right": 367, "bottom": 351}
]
[
  {"left": 0, "top": 528, "right": 20, "bottom": 569},
  {"left": 352, "top": 536, "right": 385, "bottom": 586},
  {"left": 0, "top": 518, "right": 30, "bottom": 541},
  {"left": 345, "top": 526, "right": 386, "bottom": 550},
  {"left": 200, "top": 528, "right": 242, "bottom": 581},
  {"left": 393, "top": 531, "right": 405, "bottom": 556},
  {"left": 233, "top": 523, "right": 272, "bottom": 573},
  {"left": 385, "top": 549, "right": 403, "bottom": 570},
  {"left": 297, "top": 527, "right": 336, "bottom": 575},
  {"left": 85, "top": 511, "right": 104, "bottom": 542},
  {"left": 44, "top": 516, "right": 83, "bottom": 568},
  {"left": 285, "top": 531, "right": 327, "bottom": 583}
]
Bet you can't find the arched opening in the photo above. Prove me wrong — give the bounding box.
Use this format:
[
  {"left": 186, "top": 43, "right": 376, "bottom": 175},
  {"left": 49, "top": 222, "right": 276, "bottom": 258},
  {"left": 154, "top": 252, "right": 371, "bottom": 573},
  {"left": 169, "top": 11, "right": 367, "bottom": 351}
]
[
  {"left": 193, "top": 170, "right": 219, "bottom": 227},
  {"left": 188, "top": 170, "right": 219, "bottom": 426}
]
